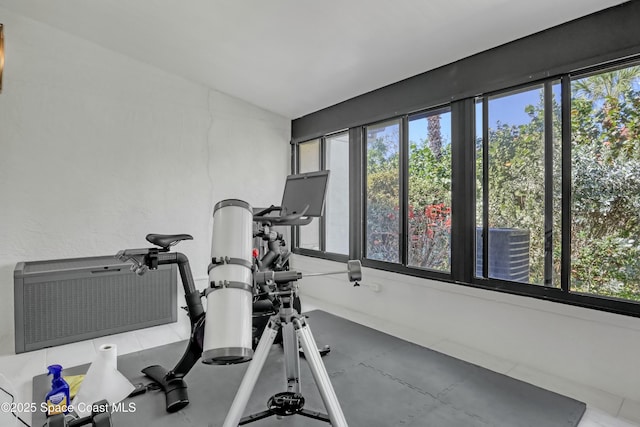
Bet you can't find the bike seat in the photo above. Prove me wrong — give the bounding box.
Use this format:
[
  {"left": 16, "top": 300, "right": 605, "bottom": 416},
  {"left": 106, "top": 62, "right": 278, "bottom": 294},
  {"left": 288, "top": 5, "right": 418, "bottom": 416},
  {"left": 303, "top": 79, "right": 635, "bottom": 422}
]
[{"left": 146, "top": 233, "right": 193, "bottom": 249}]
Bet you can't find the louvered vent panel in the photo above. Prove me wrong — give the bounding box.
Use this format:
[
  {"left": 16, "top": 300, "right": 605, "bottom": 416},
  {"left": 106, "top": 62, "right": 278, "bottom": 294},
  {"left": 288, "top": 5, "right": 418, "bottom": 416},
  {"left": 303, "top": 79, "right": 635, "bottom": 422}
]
[{"left": 14, "top": 256, "right": 177, "bottom": 353}]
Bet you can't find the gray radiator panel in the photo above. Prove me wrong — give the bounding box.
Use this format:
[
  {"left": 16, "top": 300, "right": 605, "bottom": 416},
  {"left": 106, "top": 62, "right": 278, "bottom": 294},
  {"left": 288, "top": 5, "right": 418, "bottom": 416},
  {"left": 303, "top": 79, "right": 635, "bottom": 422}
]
[{"left": 14, "top": 256, "right": 177, "bottom": 353}]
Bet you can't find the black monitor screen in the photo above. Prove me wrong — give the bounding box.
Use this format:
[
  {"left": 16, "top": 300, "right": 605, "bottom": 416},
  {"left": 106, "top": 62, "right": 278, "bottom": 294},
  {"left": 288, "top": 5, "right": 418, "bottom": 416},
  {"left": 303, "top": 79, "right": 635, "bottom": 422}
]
[{"left": 280, "top": 171, "right": 329, "bottom": 217}]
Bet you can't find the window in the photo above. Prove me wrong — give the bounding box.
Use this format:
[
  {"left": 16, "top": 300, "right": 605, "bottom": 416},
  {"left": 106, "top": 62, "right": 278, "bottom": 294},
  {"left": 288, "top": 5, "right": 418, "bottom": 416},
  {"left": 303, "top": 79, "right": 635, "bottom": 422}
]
[
  {"left": 325, "top": 132, "right": 350, "bottom": 255},
  {"left": 365, "top": 119, "right": 401, "bottom": 263},
  {"left": 298, "top": 139, "right": 320, "bottom": 250},
  {"left": 408, "top": 109, "right": 452, "bottom": 272},
  {"left": 363, "top": 110, "right": 453, "bottom": 271},
  {"left": 571, "top": 64, "right": 640, "bottom": 301},
  {"left": 476, "top": 83, "right": 562, "bottom": 286},
  {"left": 295, "top": 133, "right": 350, "bottom": 256}
]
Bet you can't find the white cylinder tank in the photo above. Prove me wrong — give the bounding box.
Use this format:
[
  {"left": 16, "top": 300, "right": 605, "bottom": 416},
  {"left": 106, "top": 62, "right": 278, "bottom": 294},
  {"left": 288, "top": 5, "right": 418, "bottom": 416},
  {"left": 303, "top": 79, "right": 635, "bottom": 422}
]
[{"left": 202, "top": 199, "right": 254, "bottom": 365}]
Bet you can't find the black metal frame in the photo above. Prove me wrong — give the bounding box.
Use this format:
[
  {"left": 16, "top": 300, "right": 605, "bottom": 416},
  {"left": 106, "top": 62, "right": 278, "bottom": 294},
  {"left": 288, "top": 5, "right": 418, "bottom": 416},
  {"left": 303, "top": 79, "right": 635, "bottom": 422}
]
[
  {"left": 481, "top": 96, "right": 489, "bottom": 279},
  {"left": 450, "top": 98, "right": 475, "bottom": 284},
  {"left": 290, "top": 1, "right": 640, "bottom": 319},
  {"left": 361, "top": 108, "right": 455, "bottom": 274},
  {"left": 476, "top": 81, "right": 553, "bottom": 286}
]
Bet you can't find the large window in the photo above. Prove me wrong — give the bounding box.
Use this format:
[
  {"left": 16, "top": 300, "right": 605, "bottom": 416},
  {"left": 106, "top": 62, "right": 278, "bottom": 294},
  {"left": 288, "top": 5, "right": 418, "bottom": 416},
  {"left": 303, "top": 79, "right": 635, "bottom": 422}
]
[
  {"left": 571, "top": 64, "right": 640, "bottom": 301},
  {"left": 290, "top": 4, "right": 640, "bottom": 317}
]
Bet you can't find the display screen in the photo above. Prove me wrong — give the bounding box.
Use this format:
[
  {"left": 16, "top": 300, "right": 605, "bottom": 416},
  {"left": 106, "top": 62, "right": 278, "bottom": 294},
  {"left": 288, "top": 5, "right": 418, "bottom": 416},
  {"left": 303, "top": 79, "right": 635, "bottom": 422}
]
[{"left": 280, "top": 170, "right": 329, "bottom": 217}]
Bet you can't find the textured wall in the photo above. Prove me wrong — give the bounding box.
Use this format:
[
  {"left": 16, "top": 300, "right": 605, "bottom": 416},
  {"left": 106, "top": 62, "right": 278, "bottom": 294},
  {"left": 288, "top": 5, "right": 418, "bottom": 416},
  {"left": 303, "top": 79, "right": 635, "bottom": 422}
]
[{"left": 0, "top": 7, "right": 290, "bottom": 354}]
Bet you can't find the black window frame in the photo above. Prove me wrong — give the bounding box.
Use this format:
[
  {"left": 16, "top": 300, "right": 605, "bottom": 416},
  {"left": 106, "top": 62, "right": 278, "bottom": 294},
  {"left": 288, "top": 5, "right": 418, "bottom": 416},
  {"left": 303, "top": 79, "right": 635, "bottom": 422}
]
[
  {"left": 360, "top": 107, "right": 454, "bottom": 279},
  {"left": 474, "top": 80, "right": 561, "bottom": 287},
  {"left": 293, "top": 131, "right": 351, "bottom": 263}
]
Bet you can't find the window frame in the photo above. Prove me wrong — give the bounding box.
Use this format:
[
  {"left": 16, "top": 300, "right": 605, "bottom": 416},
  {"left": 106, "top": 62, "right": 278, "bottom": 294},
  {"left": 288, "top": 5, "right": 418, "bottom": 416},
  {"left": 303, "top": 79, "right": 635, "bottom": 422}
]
[
  {"left": 406, "top": 107, "right": 454, "bottom": 273},
  {"left": 468, "top": 65, "right": 640, "bottom": 316},
  {"left": 564, "top": 59, "right": 640, "bottom": 301},
  {"left": 474, "top": 80, "right": 560, "bottom": 287},
  {"left": 361, "top": 107, "right": 455, "bottom": 277},
  {"left": 292, "top": 59, "right": 640, "bottom": 318},
  {"left": 295, "top": 138, "right": 322, "bottom": 252},
  {"left": 293, "top": 131, "right": 351, "bottom": 263},
  {"left": 324, "top": 131, "right": 352, "bottom": 256}
]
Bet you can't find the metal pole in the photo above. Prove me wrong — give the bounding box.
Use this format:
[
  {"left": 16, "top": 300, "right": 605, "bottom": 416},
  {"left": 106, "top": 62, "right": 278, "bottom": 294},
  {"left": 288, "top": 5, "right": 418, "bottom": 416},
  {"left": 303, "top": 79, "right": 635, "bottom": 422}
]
[
  {"left": 222, "top": 319, "right": 280, "bottom": 427},
  {"left": 295, "top": 318, "right": 348, "bottom": 427},
  {"left": 282, "top": 322, "right": 301, "bottom": 394}
]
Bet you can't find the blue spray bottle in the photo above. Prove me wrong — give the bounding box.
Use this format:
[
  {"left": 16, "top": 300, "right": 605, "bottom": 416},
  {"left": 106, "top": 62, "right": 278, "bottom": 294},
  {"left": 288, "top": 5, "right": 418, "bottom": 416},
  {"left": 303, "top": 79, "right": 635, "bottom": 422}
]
[{"left": 45, "top": 364, "right": 70, "bottom": 416}]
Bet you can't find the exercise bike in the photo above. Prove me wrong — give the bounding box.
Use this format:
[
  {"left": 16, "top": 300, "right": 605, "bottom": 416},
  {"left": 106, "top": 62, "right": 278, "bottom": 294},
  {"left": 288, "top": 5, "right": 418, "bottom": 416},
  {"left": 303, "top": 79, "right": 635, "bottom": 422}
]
[
  {"left": 114, "top": 171, "right": 335, "bottom": 413},
  {"left": 114, "top": 226, "right": 308, "bottom": 413}
]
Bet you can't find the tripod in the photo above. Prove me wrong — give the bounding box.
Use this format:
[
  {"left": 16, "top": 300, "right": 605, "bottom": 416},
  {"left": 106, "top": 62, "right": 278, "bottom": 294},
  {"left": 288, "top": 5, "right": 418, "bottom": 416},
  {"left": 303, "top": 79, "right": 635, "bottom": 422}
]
[{"left": 223, "top": 286, "right": 348, "bottom": 426}]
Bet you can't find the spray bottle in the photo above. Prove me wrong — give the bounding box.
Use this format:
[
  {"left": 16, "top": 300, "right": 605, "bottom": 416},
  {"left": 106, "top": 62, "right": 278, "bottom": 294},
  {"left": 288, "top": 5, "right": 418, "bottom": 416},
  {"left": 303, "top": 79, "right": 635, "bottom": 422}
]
[{"left": 45, "top": 364, "right": 70, "bottom": 417}]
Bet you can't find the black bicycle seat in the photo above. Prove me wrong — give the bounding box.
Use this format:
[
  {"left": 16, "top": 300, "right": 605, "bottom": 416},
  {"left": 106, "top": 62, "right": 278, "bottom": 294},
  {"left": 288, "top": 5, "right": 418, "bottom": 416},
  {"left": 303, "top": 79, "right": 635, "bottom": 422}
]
[{"left": 146, "top": 233, "right": 193, "bottom": 249}]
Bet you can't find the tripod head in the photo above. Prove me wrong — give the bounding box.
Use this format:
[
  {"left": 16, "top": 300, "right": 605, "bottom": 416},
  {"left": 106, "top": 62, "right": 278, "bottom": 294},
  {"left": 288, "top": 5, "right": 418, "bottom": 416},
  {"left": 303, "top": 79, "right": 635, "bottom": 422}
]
[{"left": 254, "top": 261, "right": 362, "bottom": 289}]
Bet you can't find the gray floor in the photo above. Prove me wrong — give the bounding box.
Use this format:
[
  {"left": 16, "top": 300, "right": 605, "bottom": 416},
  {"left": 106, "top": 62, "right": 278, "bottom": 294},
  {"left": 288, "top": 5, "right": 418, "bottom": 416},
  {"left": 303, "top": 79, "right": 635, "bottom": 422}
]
[{"left": 33, "top": 310, "right": 586, "bottom": 427}]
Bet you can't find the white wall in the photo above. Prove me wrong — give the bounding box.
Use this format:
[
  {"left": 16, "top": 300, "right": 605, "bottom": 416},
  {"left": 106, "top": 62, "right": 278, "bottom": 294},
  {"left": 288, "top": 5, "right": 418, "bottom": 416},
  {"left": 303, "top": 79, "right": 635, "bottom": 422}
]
[
  {"left": 294, "top": 255, "right": 640, "bottom": 407},
  {"left": 0, "top": 8, "right": 290, "bottom": 354}
]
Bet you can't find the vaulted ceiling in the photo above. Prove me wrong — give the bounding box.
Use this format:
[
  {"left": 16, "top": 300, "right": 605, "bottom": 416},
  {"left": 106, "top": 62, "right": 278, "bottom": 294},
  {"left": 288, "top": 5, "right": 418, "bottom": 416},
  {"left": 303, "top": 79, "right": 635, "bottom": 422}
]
[{"left": 0, "top": 0, "right": 627, "bottom": 118}]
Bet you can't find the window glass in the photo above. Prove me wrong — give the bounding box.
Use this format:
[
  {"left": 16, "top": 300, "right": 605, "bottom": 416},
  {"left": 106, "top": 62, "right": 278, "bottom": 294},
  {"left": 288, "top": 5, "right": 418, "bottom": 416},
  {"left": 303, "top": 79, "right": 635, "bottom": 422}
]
[
  {"left": 407, "top": 109, "right": 452, "bottom": 271},
  {"left": 475, "top": 99, "right": 484, "bottom": 277},
  {"left": 571, "top": 65, "right": 640, "bottom": 301},
  {"left": 299, "top": 140, "right": 320, "bottom": 173},
  {"left": 325, "top": 132, "right": 350, "bottom": 254},
  {"left": 298, "top": 140, "right": 320, "bottom": 250},
  {"left": 366, "top": 119, "right": 401, "bottom": 263},
  {"left": 552, "top": 83, "right": 563, "bottom": 286},
  {"left": 476, "top": 85, "right": 561, "bottom": 286}
]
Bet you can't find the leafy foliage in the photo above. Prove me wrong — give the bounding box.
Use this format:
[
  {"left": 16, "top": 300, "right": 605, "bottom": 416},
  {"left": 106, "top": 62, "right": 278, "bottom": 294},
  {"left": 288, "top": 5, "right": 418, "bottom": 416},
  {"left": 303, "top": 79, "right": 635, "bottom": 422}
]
[
  {"left": 408, "top": 132, "right": 451, "bottom": 270},
  {"left": 481, "top": 92, "right": 562, "bottom": 284},
  {"left": 366, "top": 115, "right": 452, "bottom": 269},
  {"left": 571, "top": 70, "right": 640, "bottom": 299},
  {"left": 365, "top": 67, "right": 640, "bottom": 301},
  {"left": 366, "top": 127, "right": 400, "bottom": 262}
]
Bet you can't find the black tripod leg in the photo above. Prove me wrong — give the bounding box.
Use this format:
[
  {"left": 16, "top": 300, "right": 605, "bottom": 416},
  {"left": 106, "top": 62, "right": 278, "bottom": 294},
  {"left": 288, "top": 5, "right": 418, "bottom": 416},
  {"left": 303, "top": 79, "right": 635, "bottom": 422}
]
[
  {"left": 298, "top": 409, "right": 331, "bottom": 423},
  {"left": 239, "top": 410, "right": 274, "bottom": 425}
]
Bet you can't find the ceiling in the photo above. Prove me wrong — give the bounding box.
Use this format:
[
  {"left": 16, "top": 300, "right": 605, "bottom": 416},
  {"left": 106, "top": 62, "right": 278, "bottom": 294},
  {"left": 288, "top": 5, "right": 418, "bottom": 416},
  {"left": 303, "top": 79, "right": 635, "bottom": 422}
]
[{"left": 0, "top": 0, "right": 627, "bottom": 119}]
